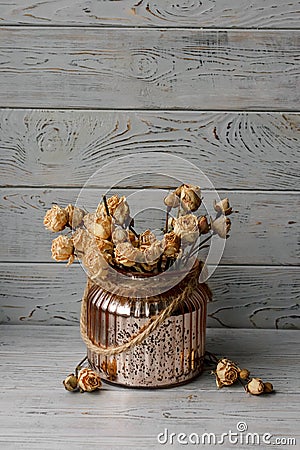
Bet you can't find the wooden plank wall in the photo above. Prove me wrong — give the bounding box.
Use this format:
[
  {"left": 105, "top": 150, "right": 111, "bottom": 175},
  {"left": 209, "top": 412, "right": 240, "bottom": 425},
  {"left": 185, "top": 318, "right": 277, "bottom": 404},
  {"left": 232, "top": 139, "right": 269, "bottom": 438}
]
[{"left": 0, "top": 1, "right": 299, "bottom": 328}]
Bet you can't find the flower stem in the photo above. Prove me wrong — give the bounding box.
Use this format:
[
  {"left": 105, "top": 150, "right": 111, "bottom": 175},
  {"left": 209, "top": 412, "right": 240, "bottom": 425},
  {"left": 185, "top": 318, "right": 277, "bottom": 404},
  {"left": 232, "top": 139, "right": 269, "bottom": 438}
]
[
  {"left": 190, "top": 233, "right": 213, "bottom": 258},
  {"left": 75, "top": 355, "right": 88, "bottom": 377},
  {"left": 102, "top": 195, "right": 110, "bottom": 216}
]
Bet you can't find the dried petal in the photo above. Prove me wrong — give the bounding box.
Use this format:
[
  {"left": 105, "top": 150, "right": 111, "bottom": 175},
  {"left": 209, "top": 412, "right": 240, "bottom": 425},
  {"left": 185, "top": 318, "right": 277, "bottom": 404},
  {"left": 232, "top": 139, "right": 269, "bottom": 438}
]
[{"left": 264, "top": 382, "right": 274, "bottom": 393}]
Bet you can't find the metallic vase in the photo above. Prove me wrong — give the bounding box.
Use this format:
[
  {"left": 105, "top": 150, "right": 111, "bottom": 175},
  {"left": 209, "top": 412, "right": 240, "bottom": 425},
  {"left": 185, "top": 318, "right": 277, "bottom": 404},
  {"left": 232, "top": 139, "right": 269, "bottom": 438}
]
[{"left": 83, "top": 261, "right": 211, "bottom": 388}]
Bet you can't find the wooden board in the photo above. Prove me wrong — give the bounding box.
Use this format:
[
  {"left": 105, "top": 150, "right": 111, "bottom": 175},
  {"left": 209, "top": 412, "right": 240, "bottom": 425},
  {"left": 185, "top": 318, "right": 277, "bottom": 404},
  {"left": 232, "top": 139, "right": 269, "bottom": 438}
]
[
  {"left": 0, "top": 0, "right": 299, "bottom": 28},
  {"left": 1, "top": 110, "right": 299, "bottom": 190},
  {"left": 0, "top": 188, "right": 298, "bottom": 265},
  {"left": 0, "top": 325, "right": 299, "bottom": 449},
  {"left": 1, "top": 263, "right": 299, "bottom": 329},
  {"left": 0, "top": 28, "right": 299, "bottom": 110}
]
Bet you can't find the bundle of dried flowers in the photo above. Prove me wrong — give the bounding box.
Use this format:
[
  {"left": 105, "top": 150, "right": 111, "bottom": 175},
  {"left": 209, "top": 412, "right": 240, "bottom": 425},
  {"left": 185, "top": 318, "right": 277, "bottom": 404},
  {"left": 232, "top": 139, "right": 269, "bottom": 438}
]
[{"left": 43, "top": 185, "right": 233, "bottom": 280}]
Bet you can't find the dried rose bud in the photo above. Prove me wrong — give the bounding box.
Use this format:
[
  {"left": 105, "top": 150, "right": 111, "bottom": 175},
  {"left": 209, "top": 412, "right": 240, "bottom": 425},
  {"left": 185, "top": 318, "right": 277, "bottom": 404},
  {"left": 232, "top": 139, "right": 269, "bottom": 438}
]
[
  {"left": 164, "top": 192, "right": 180, "bottom": 209},
  {"left": 115, "top": 242, "right": 145, "bottom": 267},
  {"left": 112, "top": 227, "right": 128, "bottom": 245},
  {"left": 162, "top": 231, "right": 181, "bottom": 258},
  {"left": 264, "top": 382, "right": 274, "bottom": 393},
  {"left": 94, "top": 214, "right": 113, "bottom": 240},
  {"left": 211, "top": 216, "right": 231, "bottom": 239},
  {"left": 214, "top": 198, "right": 232, "bottom": 216},
  {"left": 239, "top": 368, "right": 250, "bottom": 380},
  {"left": 246, "top": 377, "right": 265, "bottom": 395},
  {"left": 143, "top": 240, "right": 162, "bottom": 264},
  {"left": 77, "top": 368, "right": 102, "bottom": 393},
  {"left": 215, "top": 358, "right": 240, "bottom": 388},
  {"left": 44, "top": 204, "right": 68, "bottom": 232},
  {"left": 139, "top": 230, "right": 157, "bottom": 250},
  {"left": 65, "top": 204, "right": 85, "bottom": 229},
  {"left": 63, "top": 373, "right": 78, "bottom": 392},
  {"left": 82, "top": 247, "right": 109, "bottom": 280},
  {"left": 72, "top": 228, "right": 95, "bottom": 255},
  {"left": 98, "top": 195, "right": 130, "bottom": 226},
  {"left": 173, "top": 214, "right": 199, "bottom": 245},
  {"left": 180, "top": 184, "right": 201, "bottom": 212},
  {"left": 198, "top": 216, "right": 210, "bottom": 234},
  {"left": 51, "top": 235, "right": 74, "bottom": 265}
]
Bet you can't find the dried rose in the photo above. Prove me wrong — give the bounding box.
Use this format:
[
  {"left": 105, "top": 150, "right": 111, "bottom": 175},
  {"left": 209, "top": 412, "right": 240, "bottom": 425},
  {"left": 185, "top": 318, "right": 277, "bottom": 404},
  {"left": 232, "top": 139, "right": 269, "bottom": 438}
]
[
  {"left": 264, "top": 382, "right": 274, "bottom": 393},
  {"left": 239, "top": 368, "right": 250, "bottom": 380},
  {"left": 143, "top": 240, "right": 162, "bottom": 264},
  {"left": 63, "top": 373, "right": 78, "bottom": 392},
  {"left": 215, "top": 358, "right": 240, "bottom": 388},
  {"left": 198, "top": 216, "right": 210, "bottom": 234},
  {"left": 51, "top": 235, "right": 74, "bottom": 265},
  {"left": 112, "top": 227, "right": 129, "bottom": 245},
  {"left": 164, "top": 192, "right": 180, "bottom": 209},
  {"left": 82, "top": 247, "right": 109, "bottom": 280},
  {"left": 77, "top": 368, "right": 102, "bottom": 392},
  {"left": 98, "top": 195, "right": 130, "bottom": 226},
  {"left": 95, "top": 238, "right": 114, "bottom": 264},
  {"left": 72, "top": 228, "right": 95, "bottom": 255},
  {"left": 139, "top": 230, "right": 157, "bottom": 250},
  {"left": 214, "top": 198, "right": 232, "bottom": 216},
  {"left": 246, "top": 378, "right": 265, "bottom": 395},
  {"left": 173, "top": 214, "right": 199, "bottom": 245},
  {"left": 162, "top": 231, "right": 181, "bottom": 258},
  {"left": 180, "top": 184, "right": 201, "bottom": 212},
  {"left": 65, "top": 204, "right": 85, "bottom": 229},
  {"left": 112, "top": 227, "right": 138, "bottom": 247},
  {"left": 114, "top": 242, "right": 145, "bottom": 267},
  {"left": 211, "top": 216, "right": 231, "bottom": 239},
  {"left": 44, "top": 204, "right": 68, "bottom": 232},
  {"left": 94, "top": 214, "right": 113, "bottom": 240}
]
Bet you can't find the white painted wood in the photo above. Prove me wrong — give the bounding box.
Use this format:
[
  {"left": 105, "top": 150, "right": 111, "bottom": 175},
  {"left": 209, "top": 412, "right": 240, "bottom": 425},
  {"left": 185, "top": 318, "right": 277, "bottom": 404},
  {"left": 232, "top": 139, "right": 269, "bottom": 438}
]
[
  {"left": 0, "top": 263, "right": 299, "bottom": 329},
  {"left": 1, "top": 110, "right": 299, "bottom": 190},
  {"left": 0, "top": 28, "right": 298, "bottom": 110},
  {"left": 0, "top": 325, "right": 299, "bottom": 449},
  {"left": 0, "top": 188, "right": 298, "bottom": 265},
  {"left": 0, "top": 0, "right": 299, "bottom": 28}
]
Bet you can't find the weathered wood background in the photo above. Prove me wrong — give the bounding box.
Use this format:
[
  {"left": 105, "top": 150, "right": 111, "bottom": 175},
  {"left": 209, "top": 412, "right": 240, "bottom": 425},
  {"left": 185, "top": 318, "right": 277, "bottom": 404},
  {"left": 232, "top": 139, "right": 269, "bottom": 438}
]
[{"left": 0, "top": 1, "right": 299, "bottom": 328}]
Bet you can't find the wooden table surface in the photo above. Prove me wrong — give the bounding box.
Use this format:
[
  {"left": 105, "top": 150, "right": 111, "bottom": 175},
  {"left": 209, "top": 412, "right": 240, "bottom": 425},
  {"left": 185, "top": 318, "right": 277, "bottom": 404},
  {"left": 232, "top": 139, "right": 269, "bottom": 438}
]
[{"left": 1, "top": 325, "right": 299, "bottom": 449}]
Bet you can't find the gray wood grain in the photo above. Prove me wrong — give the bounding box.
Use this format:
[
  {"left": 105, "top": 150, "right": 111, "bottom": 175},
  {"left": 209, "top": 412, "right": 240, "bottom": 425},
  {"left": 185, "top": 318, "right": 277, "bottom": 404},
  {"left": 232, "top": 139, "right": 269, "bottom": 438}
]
[
  {"left": 0, "top": 28, "right": 299, "bottom": 110},
  {"left": 0, "top": 188, "right": 298, "bottom": 265},
  {"left": 0, "top": 325, "right": 299, "bottom": 449},
  {"left": 1, "top": 110, "right": 299, "bottom": 190},
  {"left": 0, "top": 0, "right": 299, "bottom": 28},
  {"left": 1, "top": 263, "right": 299, "bottom": 329}
]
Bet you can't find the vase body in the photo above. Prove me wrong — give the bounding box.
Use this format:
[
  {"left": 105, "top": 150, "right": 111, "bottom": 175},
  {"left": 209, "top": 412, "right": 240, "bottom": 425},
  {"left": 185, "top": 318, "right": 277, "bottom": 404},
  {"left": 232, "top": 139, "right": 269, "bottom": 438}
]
[{"left": 83, "top": 262, "right": 211, "bottom": 388}]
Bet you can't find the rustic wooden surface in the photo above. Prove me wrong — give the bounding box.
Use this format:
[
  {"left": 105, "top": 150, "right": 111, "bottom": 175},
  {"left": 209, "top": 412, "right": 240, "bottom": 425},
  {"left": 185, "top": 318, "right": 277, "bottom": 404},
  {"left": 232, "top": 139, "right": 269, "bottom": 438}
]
[
  {"left": 1, "top": 110, "right": 299, "bottom": 190},
  {"left": 0, "top": 325, "right": 299, "bottom": 449},
  {"left": 0, "top": 28, "right": 299, "bottom": 110},
  {"left": 1, "top": 263, "right": 299, "bottom": 329},
  {"left": 0, "top": 0, "right": 299, "bottom": 28}
]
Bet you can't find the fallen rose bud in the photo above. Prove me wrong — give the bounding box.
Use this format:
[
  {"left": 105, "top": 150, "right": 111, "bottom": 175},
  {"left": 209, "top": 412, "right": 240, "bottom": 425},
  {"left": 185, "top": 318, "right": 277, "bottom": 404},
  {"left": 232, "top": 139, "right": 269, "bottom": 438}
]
[
  {"left": 246, "top": 377, "right": 265, "bottom": 395},
  {"left": 239, "top": 368, "right": 250, "bottom": 380},
  {"left": 264, "top": 382, "right": 274, "bottom": 393},
  {"left": 63, "top": 374, "right": 78, "bottom": 392}
]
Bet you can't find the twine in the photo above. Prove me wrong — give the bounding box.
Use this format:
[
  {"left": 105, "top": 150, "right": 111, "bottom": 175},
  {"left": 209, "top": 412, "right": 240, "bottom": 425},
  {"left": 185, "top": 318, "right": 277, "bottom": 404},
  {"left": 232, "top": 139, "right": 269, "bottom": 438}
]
[{"left": 80, "top": 278, "right": 202, "bottom": 357}]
